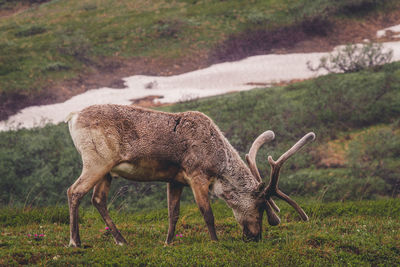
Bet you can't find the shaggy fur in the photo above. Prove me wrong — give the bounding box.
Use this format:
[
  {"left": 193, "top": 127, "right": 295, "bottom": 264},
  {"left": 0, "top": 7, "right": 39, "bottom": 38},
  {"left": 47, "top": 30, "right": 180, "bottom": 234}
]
[{"left": 66, "top": 104, "right": 313, "bottom": 247}]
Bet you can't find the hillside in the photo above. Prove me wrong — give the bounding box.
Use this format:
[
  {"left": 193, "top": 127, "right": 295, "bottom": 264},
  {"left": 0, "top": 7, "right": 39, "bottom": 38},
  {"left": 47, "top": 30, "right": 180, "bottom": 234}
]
[
  {"left": 1, "top": 60, "right": 399, "bottom": 209},
  {"left": 1, "top": 0, "right": 400, "bottom": 120}
]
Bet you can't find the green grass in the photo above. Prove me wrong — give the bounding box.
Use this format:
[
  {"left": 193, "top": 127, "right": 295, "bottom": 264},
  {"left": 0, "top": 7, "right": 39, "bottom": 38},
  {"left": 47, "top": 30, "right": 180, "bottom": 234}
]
[
  {"left": 0, "top": 0, "right": 398, "bottom": 99},
  {"left": 1, "top": 2, "right": 399, "bottom": 265},
  {"left": 0, "top": 199, "right": 399, "bottom": 266}
]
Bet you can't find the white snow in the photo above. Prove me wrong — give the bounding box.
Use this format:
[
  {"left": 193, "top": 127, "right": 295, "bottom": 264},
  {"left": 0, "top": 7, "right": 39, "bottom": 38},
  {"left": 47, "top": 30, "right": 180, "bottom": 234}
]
[
  {"left": 1, "top": 25, "right": 400, "bottom": 131},
  {"left": 377, "top": 24, "right": 400, "bottom": 38},
  {"left": 0, "top": 52, "right": 327, "bottom": 130}
]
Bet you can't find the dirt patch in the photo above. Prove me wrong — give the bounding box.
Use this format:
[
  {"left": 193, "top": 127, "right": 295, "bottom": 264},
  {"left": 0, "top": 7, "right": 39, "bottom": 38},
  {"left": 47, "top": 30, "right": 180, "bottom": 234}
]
[
  {"left": 0, "top": 0, "right": 51, "bottom": 18},
  {"left": 211, "top": 11, "right": 400, "bottom": 63},
  {"left": 130, "top": 95, "right": 171, "bottom": 108},
  {"left": 315, "top": 141, "right": 347, "bottom": 168},
  {"left": 210, "top": 19, "right": 333, "bottom": 63},
  {"left": 2, "top": 9, "right": 400, "bottom": 121},
  {"left": 0, "top": 3, "right": 29, "bottom": 18}
]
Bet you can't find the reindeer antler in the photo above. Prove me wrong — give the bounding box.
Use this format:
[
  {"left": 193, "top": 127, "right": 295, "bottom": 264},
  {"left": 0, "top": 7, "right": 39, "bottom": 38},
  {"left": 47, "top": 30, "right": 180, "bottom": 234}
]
[
  {"left": 246, "top": 131, "right": 315, "bottom": 224},
  {"left": 263, "top": 132, "right": 316, "bottom": 221},
  {"left": 246, "top": 130, "right": 275, "bottom": 182},
  {"left": 246, "top": 130, "right": 281, "bottom": 225}
]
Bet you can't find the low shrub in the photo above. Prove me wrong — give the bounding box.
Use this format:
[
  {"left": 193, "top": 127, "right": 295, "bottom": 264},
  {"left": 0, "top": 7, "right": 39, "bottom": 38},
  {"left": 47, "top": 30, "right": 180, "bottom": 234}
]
[
  {"left": 347, "top": 126, "right": 400, "bottom": 196},
  {"left": 307, "top": 42, "right": 393, "bottom": 73}
]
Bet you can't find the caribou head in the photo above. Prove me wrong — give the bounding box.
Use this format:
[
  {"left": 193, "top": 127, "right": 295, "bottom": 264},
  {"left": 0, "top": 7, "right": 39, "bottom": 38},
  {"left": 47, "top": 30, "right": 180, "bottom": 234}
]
[{"left": 238, "top": 131, "right": 316, "bottom": 241}]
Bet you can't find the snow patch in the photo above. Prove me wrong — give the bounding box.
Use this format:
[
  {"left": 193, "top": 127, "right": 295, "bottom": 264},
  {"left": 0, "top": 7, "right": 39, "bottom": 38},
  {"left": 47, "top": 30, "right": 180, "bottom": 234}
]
[{"left": 377, "top": 24, "right": 400, "bottom": 38}]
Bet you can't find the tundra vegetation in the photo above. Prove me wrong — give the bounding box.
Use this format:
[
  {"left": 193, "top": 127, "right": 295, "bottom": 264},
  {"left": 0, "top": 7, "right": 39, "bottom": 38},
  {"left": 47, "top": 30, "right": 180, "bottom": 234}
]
[
  {"left": 1, "top": 0, "right": 400, "bottom": 265},
  {"left": 1, "top": 60, "right": 399, "bottom": 265},
  {"left": 1, "top": 61, "right": 399, "bottom": 208}
]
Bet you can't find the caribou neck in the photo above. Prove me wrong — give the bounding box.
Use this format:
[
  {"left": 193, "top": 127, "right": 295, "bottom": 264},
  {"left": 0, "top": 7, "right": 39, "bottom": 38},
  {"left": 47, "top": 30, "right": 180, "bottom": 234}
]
[{"left": 211, "top": 139, "right": 261, "bottom": 209}]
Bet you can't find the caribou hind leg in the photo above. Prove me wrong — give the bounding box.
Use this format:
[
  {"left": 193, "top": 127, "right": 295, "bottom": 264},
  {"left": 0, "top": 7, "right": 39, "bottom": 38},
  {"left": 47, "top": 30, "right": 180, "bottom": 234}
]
[
  {"left": 67, "top": 161, "right": 114, "bottom": 247},
  {"left": 92, "top": 174, "right": 127, "bottom": 245},
  {"left": 165, "top": 182, "right": 184, "bottom": 244}
]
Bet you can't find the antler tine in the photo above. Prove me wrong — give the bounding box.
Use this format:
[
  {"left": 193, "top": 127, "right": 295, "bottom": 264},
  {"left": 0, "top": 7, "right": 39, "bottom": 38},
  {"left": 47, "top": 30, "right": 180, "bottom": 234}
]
[
  {"left": 268, "top": 132, "right": 316, "bottom": 167},
  {"left": 245, "top": 130, "right": 275, "bottom": 182},
  {"left": 268, "top": 199, "right": 280, "bottom": 213},
  {"left": 265, "top": 200, "right": 281, "bottom": 226},
  {"left": 264, "top": 132, "right": 315, "bottom": 221},
  {"left": 275, "top": 190, "right": 308, "bottom": 221}
]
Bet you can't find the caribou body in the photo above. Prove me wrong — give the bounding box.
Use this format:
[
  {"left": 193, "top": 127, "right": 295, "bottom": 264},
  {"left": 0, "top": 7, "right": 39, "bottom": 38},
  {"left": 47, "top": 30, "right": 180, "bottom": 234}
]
[{"left": 66, "top": 104, "right": 315, "bottom": 247}]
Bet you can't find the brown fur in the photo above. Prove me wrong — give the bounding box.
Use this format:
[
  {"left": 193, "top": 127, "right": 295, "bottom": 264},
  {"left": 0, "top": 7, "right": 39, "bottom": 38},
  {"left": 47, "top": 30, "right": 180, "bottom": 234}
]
[{"left": 66, "top": 104, "right": 313, "bottom": 247}]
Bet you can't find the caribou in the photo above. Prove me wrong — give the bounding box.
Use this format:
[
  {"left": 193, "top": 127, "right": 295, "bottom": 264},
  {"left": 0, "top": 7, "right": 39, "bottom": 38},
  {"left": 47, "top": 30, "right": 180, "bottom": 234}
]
[{"left": 65, "top": 104, "right": 315, "bottom": 247}]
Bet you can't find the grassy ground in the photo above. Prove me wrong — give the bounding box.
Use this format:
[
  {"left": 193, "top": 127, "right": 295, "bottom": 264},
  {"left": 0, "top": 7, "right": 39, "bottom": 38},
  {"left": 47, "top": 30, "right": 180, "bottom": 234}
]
[{"left": 0, "top": 199, "right": 399, "bottom": 266}]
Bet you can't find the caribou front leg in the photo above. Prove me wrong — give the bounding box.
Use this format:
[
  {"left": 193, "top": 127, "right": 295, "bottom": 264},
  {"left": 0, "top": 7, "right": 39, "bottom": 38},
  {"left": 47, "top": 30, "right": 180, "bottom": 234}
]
[
  {"left": 191, "top": 176, "right": 218, "bottom": 241},
  {"left": 165, "top": 182, "right": 184, "bottom": 244},
  {"left": 92, "top": 174, "right": 127, "bottom": 245}
]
